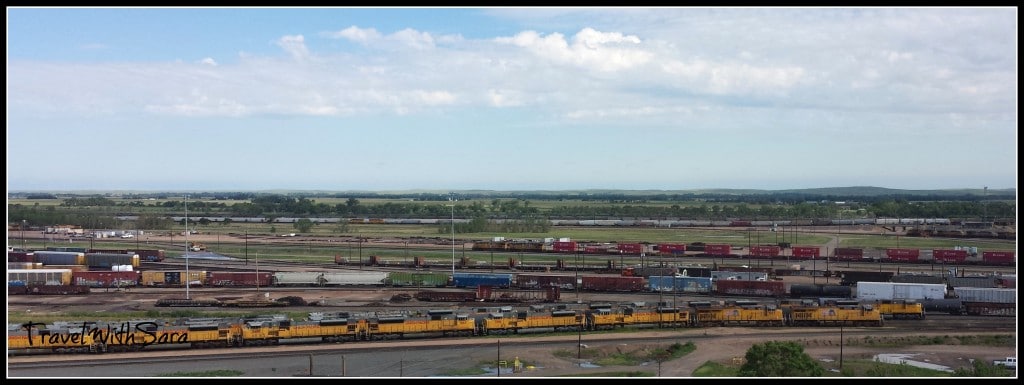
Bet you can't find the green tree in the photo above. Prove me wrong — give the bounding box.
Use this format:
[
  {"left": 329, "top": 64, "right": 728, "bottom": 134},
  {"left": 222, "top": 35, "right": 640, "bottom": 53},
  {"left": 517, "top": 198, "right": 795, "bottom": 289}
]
[
  {"left": 738, "top": 341, "right": 824, "bottom": 377},
  {"left": 294, "top": 218, "right": 314, "bottom": 233}
]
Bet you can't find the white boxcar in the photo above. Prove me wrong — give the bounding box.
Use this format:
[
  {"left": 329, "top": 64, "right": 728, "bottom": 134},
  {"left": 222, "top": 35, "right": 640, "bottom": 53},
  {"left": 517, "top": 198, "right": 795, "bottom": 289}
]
[
  {"left": 321, "top": 271, "right": 388, "bottom": 286},
  {"left": 856, "top": 281, "right": 947, "bottom": 301},
  {"left": 953, "top": 287, "right": 1016, "bottom": 304}
]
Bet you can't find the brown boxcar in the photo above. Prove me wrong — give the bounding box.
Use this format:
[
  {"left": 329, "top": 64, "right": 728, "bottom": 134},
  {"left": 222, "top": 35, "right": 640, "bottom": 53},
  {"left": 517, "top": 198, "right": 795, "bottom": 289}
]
[
  {"left": 580, "top": 275, "right": 645, "bottom": 292},
  {"left": 715, "top": 279, "right": 785, "bottom": 297}
]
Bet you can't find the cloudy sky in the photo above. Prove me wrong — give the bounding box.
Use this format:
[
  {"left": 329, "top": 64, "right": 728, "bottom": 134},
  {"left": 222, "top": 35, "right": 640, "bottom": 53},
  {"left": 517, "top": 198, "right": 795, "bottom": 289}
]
[{"left": 6, "top": 7, "right": 1017, "bottom": 192}]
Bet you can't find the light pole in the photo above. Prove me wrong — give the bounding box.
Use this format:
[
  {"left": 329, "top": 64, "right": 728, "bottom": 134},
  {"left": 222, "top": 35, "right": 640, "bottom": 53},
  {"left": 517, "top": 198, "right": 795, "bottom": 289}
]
[
  {"left": 450, "top": 194, "right": 456, "bottom": 276},
  {"left": 21, "top": 220, "right": 27, "bottom": 250},
  {"left": 185, "top": 194, "right": 190, "bottom": 300}
]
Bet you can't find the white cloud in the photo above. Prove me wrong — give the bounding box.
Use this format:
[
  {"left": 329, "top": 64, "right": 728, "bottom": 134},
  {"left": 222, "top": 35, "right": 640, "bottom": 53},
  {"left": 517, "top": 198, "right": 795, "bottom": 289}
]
[
  {"left": 198, "top": 57, "right": 218, "bottom": 66},
  {"left": 325, "top": 26, "right": 383, "bottom": 43},
  {"left": 275, "top": 35, "right": 310, "bottom": 61},
  {"left": 495, "top": 27, "right": 653, "bottom": 72},
  {"left": 661, "top": 59, "right": 805, "bottom": 95}
]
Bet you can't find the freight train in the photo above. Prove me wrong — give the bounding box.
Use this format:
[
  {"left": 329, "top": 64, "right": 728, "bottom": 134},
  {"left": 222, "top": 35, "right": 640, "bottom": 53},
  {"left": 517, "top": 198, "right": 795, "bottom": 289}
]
[
  {"left": 7, "top": 299, "right": 884, "bottom": 356},
  {"left": 470, "top": 240, "right": 1016, "bottom": 267}
]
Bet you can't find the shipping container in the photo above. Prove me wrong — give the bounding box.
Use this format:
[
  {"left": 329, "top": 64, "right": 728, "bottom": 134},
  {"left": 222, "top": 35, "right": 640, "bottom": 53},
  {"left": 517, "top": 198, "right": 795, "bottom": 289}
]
[
  {"left": 855, "top": 282, "right": 947, "bottom": 301},
  {"left": 580, "top": 275, "right": 646, "bottom": 292},
  {"left": 207, "top": 271, "right": 274, "bottom": 287},
  {"left": 551, "top": 241, "right": 578, "bottom": 253},
  {"left": 834, "top": 248, "right": 865, "bottom": 261},
  {"left": 656, "top": 243, "right": 687, "bottom": 256},
  {"left": 715, "top": 279, "right": 785, "bottom": 297},
  {"left": 791, "top": 246, "right": 820, "bottom": 259},
  {"left": 749, "top": 245, "right": 781, "bottom": 258},
  {"left": 616, "top": 243, "right": 644, "bottom": 255},
  {"left": 886, "top": 248, "right": 921, "bottom": 263},
  {"left": 981, "top": 251, "right": 1015, "bottom": 266},
  {"left": 932, "top": 249, "right": 968, "bottom": 264},
  {"left": 703, "top": 244, "right": 732, "bottom": 256},
  {"left": 71, "top": 270, "right": 140, "bottom": 287}
]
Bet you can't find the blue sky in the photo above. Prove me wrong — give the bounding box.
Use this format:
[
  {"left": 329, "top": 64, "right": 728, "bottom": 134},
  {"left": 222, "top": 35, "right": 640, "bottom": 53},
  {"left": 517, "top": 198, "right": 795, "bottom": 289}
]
[{"left": 6, "top": 7, "right": 1018, "bottom": 192}]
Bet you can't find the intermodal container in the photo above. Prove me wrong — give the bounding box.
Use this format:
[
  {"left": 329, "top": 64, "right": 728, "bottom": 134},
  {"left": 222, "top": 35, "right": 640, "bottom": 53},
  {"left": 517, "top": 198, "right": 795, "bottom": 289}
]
[
  {"left": 835, "top": 248, "right": 865, "bottom": 261},
  {"left": 552, "top": 241, "right": 578, "bottom": 253},
  {"left": 981, "top": 251, "right": 1015, "bottom": 265},
  {"left": 886, "top": 248, "right": 921, "bottom": 263},
  {"left": 657, "top": 243, "right": 687, "bottom": 256},
  {"left": 749, "top": 245, "right": 781, "bottom": 258},
  {"left": 791, "top": 246, "right": 820, "bottom": 259},
  {"left": 932, "top": 249, "right": 968, "bottom": 264},
  {"left": 704, "top": 244, "right": 732, "bottom": 256},
  {"left": 616, "top": 243, "right": 644, "bottom": 255}
]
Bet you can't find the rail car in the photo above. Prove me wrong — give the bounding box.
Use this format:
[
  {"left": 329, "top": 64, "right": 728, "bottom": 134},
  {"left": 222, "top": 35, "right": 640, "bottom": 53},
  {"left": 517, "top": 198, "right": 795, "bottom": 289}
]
[{"left": 9, "top": 299, "right": 893, "bottom": 356}]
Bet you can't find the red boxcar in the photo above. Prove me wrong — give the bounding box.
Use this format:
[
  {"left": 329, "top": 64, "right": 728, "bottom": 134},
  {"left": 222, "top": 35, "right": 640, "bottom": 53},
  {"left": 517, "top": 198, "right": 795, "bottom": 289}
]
[
  {"left": 584, "top": 245, "right": 610, "bottom": 254},
  {"left": 71, "top": 270, "right": 140, "bottom": 288},
  {"left": 886, "top": 248, "right": 921, "bottom": 263},
  {"left": 207, "top": 271, "right": 274, "bottom": 287},
  {"left": 8, "top": 251, "right": 35, "bottom": 263},
  {"left": 730, "top": 220, "right": 752, "bottom": 227},
  {"left": 616, "top": 243, "right": 644, "bottom": 255},
  {"left": 657, "top": 243, "right": 687, "bottom": 256},
  {"left": 714, "top": 279, "right": 785, "bottom": 297},
  {"left": 981, "top": 251, "right": 1015, "bottom": 266},
  {"left": 704, "top": 244, "right": 732, "bottom": 256},
  {"left": 580, "top": 275, "right": 645, "bottom": 292},
  {"left": 749, "top": 245, "right": 781, "bottom": 258},
  {"left": 791, "top": 246, "right": 820, "bottom": 259},
  {"left": 552, "top": 241, "right": 578, "bottom": 253},
  {"left": 835, "top": 247, "right": 865, "bottom": 261},
  {"left": 933, "top": 249, "right": 968, "bottom": 264},
  {"left": 513, "top": 274, "right": 577, "bottom": 290}
]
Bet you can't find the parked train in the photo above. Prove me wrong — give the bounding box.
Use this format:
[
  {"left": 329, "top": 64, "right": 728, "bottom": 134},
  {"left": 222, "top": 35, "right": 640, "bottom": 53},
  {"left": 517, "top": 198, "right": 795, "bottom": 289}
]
[
  {"left": 469, "top": 240, "right": 1016, "bottom": 268},
  {"left": 8, "top": 299, "right": 885, "bottom": 356}
]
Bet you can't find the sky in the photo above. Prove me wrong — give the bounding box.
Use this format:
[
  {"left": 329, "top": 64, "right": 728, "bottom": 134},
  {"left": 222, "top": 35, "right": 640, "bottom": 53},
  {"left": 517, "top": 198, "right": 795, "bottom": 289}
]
[{"left": 6, "top": 7, "right": 1018, "bottom": 192}]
